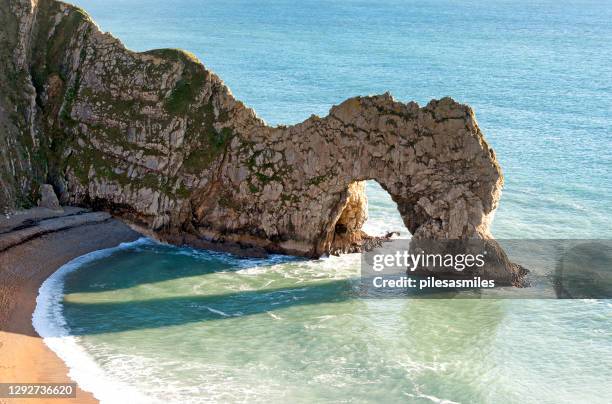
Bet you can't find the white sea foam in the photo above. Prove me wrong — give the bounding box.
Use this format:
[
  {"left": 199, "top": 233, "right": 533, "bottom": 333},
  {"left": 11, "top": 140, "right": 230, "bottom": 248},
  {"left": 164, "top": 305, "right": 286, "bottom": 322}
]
[
  {"left": 32, "top": 237, "right": 160, "bottom": 404},
  {"left": 204, "top": 306, "right": 231, "bottom": 317},
  {"left": 266, "top": 311, "right": 282, "bottom": 320},
  {"left": 404, "top": 391, "right": 460, "bottom": 404}
]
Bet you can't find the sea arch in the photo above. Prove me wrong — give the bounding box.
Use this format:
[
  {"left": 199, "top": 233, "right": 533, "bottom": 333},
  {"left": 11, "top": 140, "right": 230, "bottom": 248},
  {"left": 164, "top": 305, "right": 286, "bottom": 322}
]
[
  {"left": 203, "top": 95, "right": 504, "bottom": 258},
  {"left": 5, "top": 0, "right": 523, "bottom": 283}
]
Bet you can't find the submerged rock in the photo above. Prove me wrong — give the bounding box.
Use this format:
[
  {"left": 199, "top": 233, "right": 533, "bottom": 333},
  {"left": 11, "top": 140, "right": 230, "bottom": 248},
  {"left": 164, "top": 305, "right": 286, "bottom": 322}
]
[{"left": 0, "top": 0, "right": 526, "bottom": 285}]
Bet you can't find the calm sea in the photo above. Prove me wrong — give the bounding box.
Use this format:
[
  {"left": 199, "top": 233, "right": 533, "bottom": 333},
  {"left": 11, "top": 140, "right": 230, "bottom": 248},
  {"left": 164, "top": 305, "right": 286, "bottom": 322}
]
[{"left": 35, "top": 1, "right": 611, "bottom": 402}]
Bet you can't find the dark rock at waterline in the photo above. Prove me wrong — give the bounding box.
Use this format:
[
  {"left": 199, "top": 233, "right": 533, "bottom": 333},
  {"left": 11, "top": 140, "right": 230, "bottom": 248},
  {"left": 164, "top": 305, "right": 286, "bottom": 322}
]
[{"left": 554, "top": 241, "right": 612, "bottom": 298}]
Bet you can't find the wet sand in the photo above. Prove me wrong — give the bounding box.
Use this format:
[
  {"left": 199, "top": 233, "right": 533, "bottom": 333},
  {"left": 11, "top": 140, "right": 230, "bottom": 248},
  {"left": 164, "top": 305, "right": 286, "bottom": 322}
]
[{"left": 0, "top": 210, "right": 140, "bottom": 403}]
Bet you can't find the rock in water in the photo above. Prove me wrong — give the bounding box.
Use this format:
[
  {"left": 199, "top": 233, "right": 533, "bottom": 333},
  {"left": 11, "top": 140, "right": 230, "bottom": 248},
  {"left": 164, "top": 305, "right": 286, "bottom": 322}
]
[
  {"left": 0, "top": 0, "right": 526, "bottom": 285},
  {"left": 38, "top": 184, "right": 62, "bottom": 211}
]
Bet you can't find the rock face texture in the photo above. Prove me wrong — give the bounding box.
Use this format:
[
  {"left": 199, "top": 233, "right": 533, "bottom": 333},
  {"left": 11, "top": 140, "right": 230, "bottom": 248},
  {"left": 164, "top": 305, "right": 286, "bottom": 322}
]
[
  {"left": 1, "top": 0, "right": 525, "bottom": 284},
  {"left": 0, "top": 0, "right": 40, "bottom": 209},
  {"left": 38, "top": 183, "right": 61, "bottom": 210}
]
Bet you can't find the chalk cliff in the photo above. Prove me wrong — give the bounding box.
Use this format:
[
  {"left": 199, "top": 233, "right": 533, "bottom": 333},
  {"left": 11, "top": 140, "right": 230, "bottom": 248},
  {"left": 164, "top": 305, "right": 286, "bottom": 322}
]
[{"left": 0, "top": 0, "right": 526, "bottom": 285}]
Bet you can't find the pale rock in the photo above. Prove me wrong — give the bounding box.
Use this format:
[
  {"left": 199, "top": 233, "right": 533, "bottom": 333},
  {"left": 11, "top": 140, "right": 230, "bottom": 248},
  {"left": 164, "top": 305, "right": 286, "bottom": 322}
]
[
  {"left": 38, "top": 184, "right": 62, "bottom": 211},
  {"left": 0, "top": 0, "right": 526, "bottom": 285}
]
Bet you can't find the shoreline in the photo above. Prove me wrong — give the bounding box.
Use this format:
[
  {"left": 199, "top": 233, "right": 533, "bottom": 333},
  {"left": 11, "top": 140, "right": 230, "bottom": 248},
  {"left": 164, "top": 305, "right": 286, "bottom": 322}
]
[{"left": 0, "top": 210, "right": 140, "bottom": 403}]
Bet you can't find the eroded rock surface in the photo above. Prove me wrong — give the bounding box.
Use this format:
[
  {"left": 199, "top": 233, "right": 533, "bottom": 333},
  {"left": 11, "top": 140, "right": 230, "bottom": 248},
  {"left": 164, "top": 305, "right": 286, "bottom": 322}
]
[
  {"left": 38, "top": 184, "right": 61, "bottom": 210},
  {"left": 1, "top": 0, "right": 525, "bottom": 285}
]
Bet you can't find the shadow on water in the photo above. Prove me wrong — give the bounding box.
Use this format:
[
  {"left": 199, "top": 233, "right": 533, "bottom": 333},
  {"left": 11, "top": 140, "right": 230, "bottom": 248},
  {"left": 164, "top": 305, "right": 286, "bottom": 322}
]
[
  {"left": 33, "top": 238, "right": 610, "bottom": 339},
  {"left": 47, "top": 241, "right": 464, "bottom": 337},
  {"left": 63, "top": 241, "right": 301, "bottom": 294},
  {"left": 61, "top": 280, "right": 355, "bottom": 336},
  {"left": 10, "top": 238, "right": 608, "bottom": 339},
  {"left": 59, "top": 281, "right": 496, "bottom": 337}
]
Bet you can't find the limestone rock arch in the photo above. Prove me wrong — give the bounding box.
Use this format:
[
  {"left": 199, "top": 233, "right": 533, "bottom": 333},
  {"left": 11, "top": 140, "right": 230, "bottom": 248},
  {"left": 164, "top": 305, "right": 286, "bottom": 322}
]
[
  {"left": 201, "top": 95, "right": 503, "bottom": 256},
  {"left": 4, "top": 0, "right": 525, "bottom": 285}
]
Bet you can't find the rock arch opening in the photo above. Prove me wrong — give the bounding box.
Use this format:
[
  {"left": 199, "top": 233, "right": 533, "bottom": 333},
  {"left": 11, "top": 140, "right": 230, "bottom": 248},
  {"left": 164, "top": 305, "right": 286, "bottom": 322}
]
[
  {"left": 362, "top": 180, "right": 410, "bottom": 238},
  {"left": 324, "top": 180, "right": 411, "bottom": 255},
  {"left": 321, "top": 178, "right": 526, "bottom": 286}
]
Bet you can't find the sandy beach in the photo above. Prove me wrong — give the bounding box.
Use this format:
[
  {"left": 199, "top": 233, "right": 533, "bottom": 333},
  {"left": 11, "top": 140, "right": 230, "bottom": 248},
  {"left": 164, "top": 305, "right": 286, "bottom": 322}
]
[{"left": 0, "top": 208, "right": 140, "bottom": 403}]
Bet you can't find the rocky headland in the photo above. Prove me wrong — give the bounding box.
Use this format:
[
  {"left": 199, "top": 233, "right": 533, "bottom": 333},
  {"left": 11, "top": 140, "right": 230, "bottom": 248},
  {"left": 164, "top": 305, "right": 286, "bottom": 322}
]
[{"left": 0, "top": 0, "right": 526, "bottom": 285}]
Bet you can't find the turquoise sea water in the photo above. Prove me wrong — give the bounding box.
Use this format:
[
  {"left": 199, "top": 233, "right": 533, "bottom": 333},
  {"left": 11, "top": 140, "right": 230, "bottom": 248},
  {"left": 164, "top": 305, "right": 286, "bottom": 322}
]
[{"left": 36, "top": 1, "right": 611, "bottom": 403}]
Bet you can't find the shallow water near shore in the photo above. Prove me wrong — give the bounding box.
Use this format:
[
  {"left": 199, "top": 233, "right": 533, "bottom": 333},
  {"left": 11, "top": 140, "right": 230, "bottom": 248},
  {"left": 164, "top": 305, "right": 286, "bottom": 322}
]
[
  {"left": 36, "top": 0, "right": 612, "bottom": 402},
  {"left": 35, "top": 185, "right": 612, "bottom": 403}
]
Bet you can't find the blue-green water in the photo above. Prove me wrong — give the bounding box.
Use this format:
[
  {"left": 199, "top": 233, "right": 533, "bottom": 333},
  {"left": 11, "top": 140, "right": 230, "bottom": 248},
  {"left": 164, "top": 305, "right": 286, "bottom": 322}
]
[{"left": 35, "top": 1, "right": 611, "bottom": 402}]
